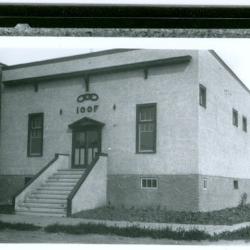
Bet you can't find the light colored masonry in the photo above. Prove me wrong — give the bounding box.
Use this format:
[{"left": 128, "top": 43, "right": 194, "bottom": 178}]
[{"left": 0, "top": 49, "right": 250, "bottom": 214}]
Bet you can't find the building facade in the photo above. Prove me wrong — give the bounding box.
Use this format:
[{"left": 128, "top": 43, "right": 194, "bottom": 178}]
[{"left": 0, "top": 49, "right": 249, "bottom": 215}]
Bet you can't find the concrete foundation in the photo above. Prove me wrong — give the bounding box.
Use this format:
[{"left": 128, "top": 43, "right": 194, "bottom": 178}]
[
  {"left": 107, "top": 174, "right": 200, "bottom": 211},
  {"left": 0, "top": 175, "right": 32, "bottom": 204}
]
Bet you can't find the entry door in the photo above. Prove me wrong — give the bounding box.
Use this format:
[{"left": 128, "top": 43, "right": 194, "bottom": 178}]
[{"left": 72, "top": 129, "right": 101, "bottom": 168}]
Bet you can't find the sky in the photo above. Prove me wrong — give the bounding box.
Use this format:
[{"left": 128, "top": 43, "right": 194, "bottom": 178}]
[{"left": 0, "top": 37, "right": 249, "bottom": 88}]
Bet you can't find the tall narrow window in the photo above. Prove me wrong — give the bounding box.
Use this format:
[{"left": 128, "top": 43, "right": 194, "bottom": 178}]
[
  {"left": 199, "top": 84, "right": 206, "bottom": 108},
  {"left": 232, "top": 109, "right": 238, "bottom": 127},
  {"left": 136, "top": 103, "right": 156, "bottom": 153},
  {"left": 233, "top": 180, "right": 239, "bottom": 190},
  {"left": 243, "top": 116, "right": 247, "bottom": 132},
  {"left": 28, "top": 113, "right": 44, "bottom": 157}
]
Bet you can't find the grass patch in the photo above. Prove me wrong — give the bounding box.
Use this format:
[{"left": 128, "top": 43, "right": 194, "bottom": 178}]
[
  {"left": 0, "top": 204, "right": 14, "bottom": 214},
  {"left": 215, "top": 226, "right": 250, "bottom": 241},
  {"left": 44, "top": 223, "right": 250, "bottom": 241},
  {"left": 1, "top": 219, "right": 250, "bottom": 241},
  {"left": 74, "top": 204, "right": 250, "bottom": 225},
  {"left": 0, "top": 220, "right": 41, "bottom": 231},
  {"left": 45, "top": 223, "right": 211, "bottom": 241}
]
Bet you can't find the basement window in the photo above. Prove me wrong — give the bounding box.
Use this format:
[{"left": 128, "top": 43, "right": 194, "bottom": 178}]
[
  {"left": 243, "top": 116, "right": 247, "bottom": 132},
  {"left": 232, "top": 109, "right": 238, "bottom": 127},
  {"left": 233, "top": 180, "right": 239, "bottom": 190},
  {"left": 141, "top": 178, "right": 158, "bottom": 189},
  {"left": 203, "top": 178, "right": 208, "bottom": 190}
]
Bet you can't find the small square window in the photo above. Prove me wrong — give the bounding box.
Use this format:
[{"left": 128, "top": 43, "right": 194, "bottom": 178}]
[
  {"left": 141, "top": 178, "right": 158, "bottom": 189},
  {"left": 233, "top": 180, "right": 239, "bottom": 190},
  {"left": 243, "top": 116, "right": 247, "bottom": 132},
  {"left": 232, "top": 109, "right": 238, "bottom": 127},
  {"left": 203, "top": 178, "right": 208, "bottom": 190},
  {"left": 199, "top": 84, "right": 206, "bottom": 108}
]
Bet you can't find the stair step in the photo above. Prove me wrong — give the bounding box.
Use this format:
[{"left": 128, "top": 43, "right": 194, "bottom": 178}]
[
  {"left": 22, "top": 202, "right": 66, "bottom": 208},
  {"left": 52, "top": 174, "right": 82, "bottom": 179},
  {"left": 44, "top": 182, "right": 76, "bottom": 187},
  {"left": 58, "top": 169, "right": 85, "bottom": 173},
  {"left": 34, "top": 190, "right": 71, "bottom": 195},
  {"left": 47, "top": 178, "right": 79, "bottom": 183},
  {"left": 30, "top": 193, "right": 68, "bottom": 199},
  {"left": 37, "top": 186, "right": 73, "bottom": 191},
  {"left": 16, "top": 210, "right": 66, "bottom": 217},
  {"left": 36, "top": 189, "right": 72, "bottom": 194},
  {"left": 17, "top": 205, "right": 66, "bottom": 213},
  {"left": 26, "top": 198, "right": 67, "bottom": 204}
]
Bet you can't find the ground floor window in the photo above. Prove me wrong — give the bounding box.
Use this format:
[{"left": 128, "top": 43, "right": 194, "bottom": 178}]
[
  {"left": 27, "top": 113, "right": 44, "bottom": 157},
  {"left": 136, "top": 103, "right": 156, "bottom": 153},
  {"left": 233, "top": 180, "right": 239, "bottom": 190},
  {"left": 232, "top": 109, "right": 238, "bottom": 127},
  {"left": 199, "top": 84, "right": 206, "bottom": 108},
  {"left": 243, "top": 116, "right": 247, "bottom": 132},
  {"left": 141, "top": 177, "right": 158, "bottom": 189}
]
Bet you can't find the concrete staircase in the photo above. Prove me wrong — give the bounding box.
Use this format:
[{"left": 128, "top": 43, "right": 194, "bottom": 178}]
[{"left": 16, "top": 169, "right": 85, "bottom": 217}]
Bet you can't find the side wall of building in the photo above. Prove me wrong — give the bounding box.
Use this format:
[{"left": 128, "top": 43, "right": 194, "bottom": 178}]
[
  {"left": 0, "top": 50, "right": 200, "bottom": 209},
  {"left": 198, "top": 51, "right": 250, "bottom": 211}
]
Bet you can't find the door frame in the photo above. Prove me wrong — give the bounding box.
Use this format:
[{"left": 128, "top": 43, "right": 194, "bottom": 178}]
[{"left": 71, "top": 127, "right": 102, "bottom": 169}]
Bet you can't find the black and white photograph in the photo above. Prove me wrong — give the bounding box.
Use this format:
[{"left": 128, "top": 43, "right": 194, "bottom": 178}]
[
  {"left": 0, "top": 37, "right": 250, "bottom": 245},
  {"left": 2, "top": 0, "right": 250, "bottom": 247}
]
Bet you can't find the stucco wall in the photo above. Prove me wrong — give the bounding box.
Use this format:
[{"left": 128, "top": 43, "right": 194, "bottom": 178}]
[
  {"left": 0, "top": 50, "right": 199, "bottom": 178},
  {"left": 198, "top": 51, "right": 250, "bottom": 179}
]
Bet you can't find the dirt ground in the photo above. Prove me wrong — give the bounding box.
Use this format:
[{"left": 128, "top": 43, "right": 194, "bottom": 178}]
[{"left": 0, "top": 229, "right": 250, "bottom": 244}]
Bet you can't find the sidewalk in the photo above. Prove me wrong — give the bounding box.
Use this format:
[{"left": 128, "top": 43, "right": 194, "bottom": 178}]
[{"left": 1, "top": 213, "right": 250, "bottom": 235}]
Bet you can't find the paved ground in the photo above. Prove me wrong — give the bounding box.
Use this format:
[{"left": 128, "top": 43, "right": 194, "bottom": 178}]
[{"left": 0, "top": 228, "right": 250, "bottom": 244}]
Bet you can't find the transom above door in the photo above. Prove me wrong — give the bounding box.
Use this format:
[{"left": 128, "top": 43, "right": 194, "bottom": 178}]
[{"left": 69, "top": 117, "right": 105, "bottom": 169}]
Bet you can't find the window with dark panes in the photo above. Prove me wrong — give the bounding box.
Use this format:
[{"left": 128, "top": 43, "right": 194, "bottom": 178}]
[
  {"left": 243, "top": 116, "right": 247, "bottom": 132},
  {"left": 141, "top": 178, "right": 158, "bottom": 189},
  {"left": 232, "top": 109, "right": 238, "bottom": 127},
  {"left": 199, "top": 84, "right": 206, "bottom": 108},
  {"left": 28, "top": 113, "right": 44, "bottom": 157},
  {"left": 136, "top": 103, "right": 156, "bottom": 153},
  {"left": 233, "top": 180, "right": 239, "bottom": 190}
]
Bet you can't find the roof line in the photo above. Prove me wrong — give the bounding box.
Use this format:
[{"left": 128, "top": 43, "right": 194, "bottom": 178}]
[
  {"left": 3, "top": 49, "right": 137, "bottom": 70},
  {"left": 3, "top": 55, "right": 192, "bottom": 85},
  {"left": 209, "top": 50, "right": 250, "bottom": 95}
]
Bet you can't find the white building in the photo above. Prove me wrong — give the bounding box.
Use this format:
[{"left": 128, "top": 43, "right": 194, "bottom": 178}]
[{"left": 0, "top": 49, "right": 249, "bottom": 216}]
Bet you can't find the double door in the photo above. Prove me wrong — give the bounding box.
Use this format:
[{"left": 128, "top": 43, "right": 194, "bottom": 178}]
[{"left": 72, "top": 129, "right": 101, "bottom": 168}]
